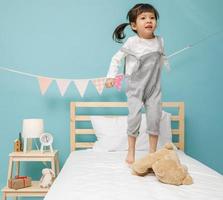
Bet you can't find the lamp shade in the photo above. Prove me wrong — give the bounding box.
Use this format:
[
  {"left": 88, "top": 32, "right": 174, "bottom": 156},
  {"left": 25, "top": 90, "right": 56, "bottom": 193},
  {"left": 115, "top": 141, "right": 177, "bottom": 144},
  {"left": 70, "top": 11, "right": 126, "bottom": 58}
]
[{"left": 22, "top": 119, "right": 44, "bottom": 138}]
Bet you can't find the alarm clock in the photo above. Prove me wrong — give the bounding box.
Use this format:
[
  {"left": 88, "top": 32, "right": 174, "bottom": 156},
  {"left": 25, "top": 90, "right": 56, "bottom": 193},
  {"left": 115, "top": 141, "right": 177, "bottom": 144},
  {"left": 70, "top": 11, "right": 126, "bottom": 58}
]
[{"left": 39, "top": 133, "right": 54, "bottom": 153}]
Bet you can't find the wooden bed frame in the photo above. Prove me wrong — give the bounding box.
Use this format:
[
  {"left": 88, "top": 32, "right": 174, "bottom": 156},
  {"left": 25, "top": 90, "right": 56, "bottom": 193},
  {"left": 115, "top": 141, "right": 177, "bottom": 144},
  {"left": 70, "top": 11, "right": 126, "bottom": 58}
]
[{"left": 70, "top": 102, "right": 185, "bottom": 152}]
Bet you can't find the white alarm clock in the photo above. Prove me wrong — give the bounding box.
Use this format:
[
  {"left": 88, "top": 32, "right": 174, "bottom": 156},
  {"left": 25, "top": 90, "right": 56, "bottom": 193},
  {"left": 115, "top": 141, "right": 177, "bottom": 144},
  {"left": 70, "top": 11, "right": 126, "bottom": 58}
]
[{"left": 39, "top": 133, "right": 54, "bottom": 153}]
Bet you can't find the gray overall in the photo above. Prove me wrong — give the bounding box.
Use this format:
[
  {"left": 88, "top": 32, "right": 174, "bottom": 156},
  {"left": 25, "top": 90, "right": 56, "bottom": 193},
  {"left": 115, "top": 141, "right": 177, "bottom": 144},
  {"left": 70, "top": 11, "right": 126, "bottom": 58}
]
[{"left": 122, "top": 38, "right": 163, "bottom": 137}]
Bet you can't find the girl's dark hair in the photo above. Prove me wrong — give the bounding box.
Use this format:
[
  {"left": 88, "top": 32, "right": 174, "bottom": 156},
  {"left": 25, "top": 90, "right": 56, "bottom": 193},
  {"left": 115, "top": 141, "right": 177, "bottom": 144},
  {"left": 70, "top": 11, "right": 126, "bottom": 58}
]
[{"left": 113, "top": 3, "right": 159, "bottom": 43}]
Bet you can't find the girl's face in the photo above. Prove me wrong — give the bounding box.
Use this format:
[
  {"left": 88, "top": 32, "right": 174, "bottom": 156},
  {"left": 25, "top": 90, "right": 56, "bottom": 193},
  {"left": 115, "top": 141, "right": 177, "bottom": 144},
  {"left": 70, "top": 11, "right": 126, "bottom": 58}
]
[{"left": 131, "top": 12, "right": 157, "bottom": 39}]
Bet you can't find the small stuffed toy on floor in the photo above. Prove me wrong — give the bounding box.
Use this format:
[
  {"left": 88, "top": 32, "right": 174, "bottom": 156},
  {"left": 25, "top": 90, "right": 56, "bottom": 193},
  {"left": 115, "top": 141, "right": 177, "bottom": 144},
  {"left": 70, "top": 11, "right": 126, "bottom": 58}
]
[
  {"left": 132, "top": 143, "right": 193, "bottom": 186},
  {"left": 40, "top": 168, "right": 55, "bottom": 188}
]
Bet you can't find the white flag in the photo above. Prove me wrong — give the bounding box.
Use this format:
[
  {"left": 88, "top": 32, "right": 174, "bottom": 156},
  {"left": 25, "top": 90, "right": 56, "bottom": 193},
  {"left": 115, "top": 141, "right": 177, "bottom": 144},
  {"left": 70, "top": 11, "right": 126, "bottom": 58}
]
[
  {"left": 73, "top": 79, "right": 89, "bottom": 97},
  {"left": 56, "top": 79, "right": 71, "bottom": 96}
]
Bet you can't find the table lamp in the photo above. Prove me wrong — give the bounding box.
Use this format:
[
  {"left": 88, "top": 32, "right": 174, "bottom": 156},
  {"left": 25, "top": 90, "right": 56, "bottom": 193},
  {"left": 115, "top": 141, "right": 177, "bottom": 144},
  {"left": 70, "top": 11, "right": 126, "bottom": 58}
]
[{"left": 22, "top": 119, "right": 44, "bottom": 152}]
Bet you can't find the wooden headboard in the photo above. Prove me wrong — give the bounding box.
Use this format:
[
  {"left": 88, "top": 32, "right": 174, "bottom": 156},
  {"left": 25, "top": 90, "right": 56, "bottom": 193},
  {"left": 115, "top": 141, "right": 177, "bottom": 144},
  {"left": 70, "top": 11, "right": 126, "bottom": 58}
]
[{"left": 70, "top": 102, "right": 185, "bottom": 152}]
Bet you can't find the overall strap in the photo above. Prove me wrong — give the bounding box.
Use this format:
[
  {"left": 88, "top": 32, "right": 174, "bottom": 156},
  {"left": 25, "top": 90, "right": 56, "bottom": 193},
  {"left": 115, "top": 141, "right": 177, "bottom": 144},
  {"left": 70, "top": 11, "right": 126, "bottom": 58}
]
[
  {"left": 120, "top": 47, "right": 139, "bottom": 75},
  {"left": 156, "top": 36, "right": 170, "bottom": 70},
  {"left": 156, "top": 36, "right": 164, "bottom": 55}
]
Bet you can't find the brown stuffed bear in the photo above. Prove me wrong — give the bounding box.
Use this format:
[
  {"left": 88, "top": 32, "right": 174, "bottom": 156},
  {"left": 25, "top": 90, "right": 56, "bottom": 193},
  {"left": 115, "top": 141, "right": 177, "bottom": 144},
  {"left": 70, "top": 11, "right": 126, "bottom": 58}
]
[{"left": 132, "top": 143, "right": 193, "bottom": 185}]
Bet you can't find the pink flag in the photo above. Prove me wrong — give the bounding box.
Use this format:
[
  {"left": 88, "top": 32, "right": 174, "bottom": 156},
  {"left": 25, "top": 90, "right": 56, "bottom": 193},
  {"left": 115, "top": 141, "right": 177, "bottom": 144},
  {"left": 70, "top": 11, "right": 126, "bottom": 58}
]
[
  {"left": 114, "top": 74, "right": 124, "bottom": 91},
  {"left": 92, "top": 78, "right": 106, "bottom": 95},
  {"left": 56, "top": 79, "right": 71, "bottom": 96},
  {"left": 37, "top": 76, "right": 53, "bottom": 95}
]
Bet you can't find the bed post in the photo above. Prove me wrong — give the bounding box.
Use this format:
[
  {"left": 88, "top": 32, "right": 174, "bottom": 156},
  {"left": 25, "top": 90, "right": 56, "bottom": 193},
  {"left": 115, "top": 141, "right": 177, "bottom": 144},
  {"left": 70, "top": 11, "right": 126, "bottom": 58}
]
[
  {"left": 178, "top": 102, "right": 185, "bottom": 151},
  {"left": 70, "top": 102, "right": 76, "bottom": 152}
]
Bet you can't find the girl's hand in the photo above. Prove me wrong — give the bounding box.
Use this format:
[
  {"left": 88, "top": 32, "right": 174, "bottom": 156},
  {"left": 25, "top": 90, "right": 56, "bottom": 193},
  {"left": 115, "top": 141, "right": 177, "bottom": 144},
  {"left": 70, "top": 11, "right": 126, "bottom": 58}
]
[{"left": 105, "top": 78, "right": 115, "bottom": 88}]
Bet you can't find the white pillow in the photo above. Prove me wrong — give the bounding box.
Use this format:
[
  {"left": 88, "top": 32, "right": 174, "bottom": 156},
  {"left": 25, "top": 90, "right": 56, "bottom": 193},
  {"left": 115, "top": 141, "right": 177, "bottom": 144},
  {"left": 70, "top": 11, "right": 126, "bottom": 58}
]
[
  {"left": 90, "top": 111, "right": 172, "bottom": 152},
  {"left": 90, "top": 116, "right": 127, "bottom": 151}
]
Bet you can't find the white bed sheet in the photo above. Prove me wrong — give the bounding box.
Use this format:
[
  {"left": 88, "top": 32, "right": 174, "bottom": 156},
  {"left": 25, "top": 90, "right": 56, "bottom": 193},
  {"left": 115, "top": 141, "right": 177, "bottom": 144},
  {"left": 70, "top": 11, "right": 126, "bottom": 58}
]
[{"left": 44, "top": 150, "right": 223, "bottom": 200}]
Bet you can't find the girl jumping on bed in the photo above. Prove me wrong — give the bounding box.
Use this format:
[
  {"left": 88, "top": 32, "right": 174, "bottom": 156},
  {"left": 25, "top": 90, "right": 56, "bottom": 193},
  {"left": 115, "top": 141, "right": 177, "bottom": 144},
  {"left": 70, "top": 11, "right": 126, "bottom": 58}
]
[{"left": 105, "top": 3, "right": 169, "bottom": 164}]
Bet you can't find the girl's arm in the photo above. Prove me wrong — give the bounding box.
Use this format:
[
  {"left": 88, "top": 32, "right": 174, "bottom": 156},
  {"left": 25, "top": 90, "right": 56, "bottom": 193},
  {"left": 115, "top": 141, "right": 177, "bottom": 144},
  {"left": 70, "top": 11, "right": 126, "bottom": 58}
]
[
  {"left": 105, "top": 38, "right": 132, "bottom": 88},
  {"left": 106, "top": 50, "right": 126, "bottom": 79},
  {"left": 105, "top": 50, "right": 126, "bottom": 88}
]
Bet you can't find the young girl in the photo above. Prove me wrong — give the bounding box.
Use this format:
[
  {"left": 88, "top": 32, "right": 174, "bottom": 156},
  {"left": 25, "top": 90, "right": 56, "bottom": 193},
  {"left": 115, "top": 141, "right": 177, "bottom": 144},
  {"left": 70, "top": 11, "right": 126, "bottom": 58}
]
[{"left": 105, "top": 3, "right": 168, "bottom": 164}]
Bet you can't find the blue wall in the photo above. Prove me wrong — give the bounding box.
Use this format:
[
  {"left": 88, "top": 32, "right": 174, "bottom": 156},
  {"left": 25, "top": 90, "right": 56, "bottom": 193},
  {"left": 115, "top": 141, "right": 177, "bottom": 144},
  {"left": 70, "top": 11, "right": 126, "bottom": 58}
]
[{"left": 1, "top": 0, "right": 223, "bottom": 198}]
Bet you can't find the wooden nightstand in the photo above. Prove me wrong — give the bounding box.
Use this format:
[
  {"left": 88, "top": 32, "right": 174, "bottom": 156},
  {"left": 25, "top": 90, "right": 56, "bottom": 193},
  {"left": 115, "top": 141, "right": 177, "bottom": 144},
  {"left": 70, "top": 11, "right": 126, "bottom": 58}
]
[{"left": 1, "top": 150, "right": 60, "bottom": 200}]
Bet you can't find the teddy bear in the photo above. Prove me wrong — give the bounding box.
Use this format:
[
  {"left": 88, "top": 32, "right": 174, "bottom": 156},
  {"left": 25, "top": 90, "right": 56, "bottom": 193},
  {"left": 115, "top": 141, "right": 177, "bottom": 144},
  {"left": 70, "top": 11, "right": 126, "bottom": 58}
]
[
  {"left": 40, "top": 168, "right": 55, "bottom": 188},
  {"left": 131, "top": 143, "right": 193, "bottom": 185}
]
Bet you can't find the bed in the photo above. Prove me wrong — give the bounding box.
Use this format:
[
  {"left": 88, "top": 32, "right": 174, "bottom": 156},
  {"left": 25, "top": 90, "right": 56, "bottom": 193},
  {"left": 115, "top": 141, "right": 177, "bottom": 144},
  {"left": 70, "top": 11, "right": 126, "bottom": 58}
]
[{"left": 44, "top": 102, "right": 223, "bottom": 200}]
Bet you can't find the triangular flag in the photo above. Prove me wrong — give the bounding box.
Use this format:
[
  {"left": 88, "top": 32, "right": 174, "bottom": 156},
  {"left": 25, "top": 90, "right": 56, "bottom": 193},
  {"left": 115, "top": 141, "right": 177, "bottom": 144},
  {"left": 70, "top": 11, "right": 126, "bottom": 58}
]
[
  {"left": 73, "top": 79, "right": 89, "bottom": 97},
  {"left": 37, "top": 76, "right": 53, "bottom": 95},
  {"left": 114, "top": 74, "right": 124, "bottom": 91},
  {"left": 56, "top": 79, "right": 71, "bottom": 96},
  {"left": 92, "top": 78, "right": 106, "bottom": 95}
]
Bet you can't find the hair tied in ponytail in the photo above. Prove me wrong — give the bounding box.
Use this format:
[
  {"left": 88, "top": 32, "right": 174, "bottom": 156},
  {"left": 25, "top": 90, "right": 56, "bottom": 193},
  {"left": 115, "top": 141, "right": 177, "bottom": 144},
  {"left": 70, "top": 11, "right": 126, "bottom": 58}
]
[{"left": 112, "top": 22, "right": 129, "bottom": 43}]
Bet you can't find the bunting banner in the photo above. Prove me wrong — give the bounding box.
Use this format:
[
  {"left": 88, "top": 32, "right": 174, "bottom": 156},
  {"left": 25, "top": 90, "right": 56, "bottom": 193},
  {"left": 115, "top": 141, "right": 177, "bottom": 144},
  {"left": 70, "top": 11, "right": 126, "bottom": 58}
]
[{"left": 0, "top": 67, "right": 125, "bottom": 97}]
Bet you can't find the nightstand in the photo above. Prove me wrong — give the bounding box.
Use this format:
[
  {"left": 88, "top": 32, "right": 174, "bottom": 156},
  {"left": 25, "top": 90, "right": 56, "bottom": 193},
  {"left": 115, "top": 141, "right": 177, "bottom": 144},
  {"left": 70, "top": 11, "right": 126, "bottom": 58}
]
[{"left": 1, "top": 150, "right": 60, "bottom": 200}]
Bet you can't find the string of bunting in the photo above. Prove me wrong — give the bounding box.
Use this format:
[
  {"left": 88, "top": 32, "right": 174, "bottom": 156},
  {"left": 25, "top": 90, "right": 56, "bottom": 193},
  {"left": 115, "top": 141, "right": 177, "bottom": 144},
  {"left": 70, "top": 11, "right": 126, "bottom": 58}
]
[
  {"left": 0, "top": 66, "right": 124, "bottom": 97},
  {"left": 0, "top": 30, "right": 222, "bottom": 97}
]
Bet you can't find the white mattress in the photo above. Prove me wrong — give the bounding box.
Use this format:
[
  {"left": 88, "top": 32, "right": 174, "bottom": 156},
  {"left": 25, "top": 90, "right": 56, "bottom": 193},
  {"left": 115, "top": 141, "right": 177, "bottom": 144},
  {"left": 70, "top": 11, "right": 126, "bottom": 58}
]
[{"left": 44, "top": 150, "right": 223, "bottom": 200}]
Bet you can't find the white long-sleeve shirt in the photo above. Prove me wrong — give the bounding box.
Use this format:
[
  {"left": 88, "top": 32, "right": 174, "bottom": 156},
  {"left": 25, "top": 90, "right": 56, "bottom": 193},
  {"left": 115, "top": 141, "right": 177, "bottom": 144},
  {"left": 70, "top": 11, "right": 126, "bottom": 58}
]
[{"left": 106, "top": 35, "right": 168, "bottom": 78}]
